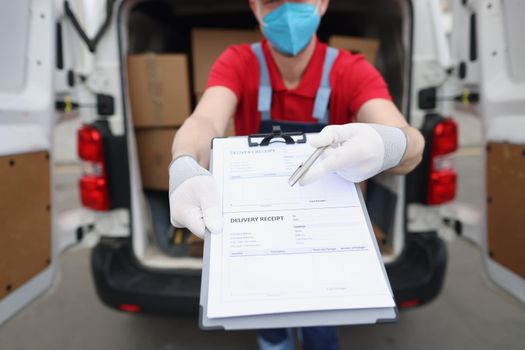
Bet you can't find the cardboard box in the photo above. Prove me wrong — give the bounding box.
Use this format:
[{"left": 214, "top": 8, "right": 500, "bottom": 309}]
[
  {"left": 329, "top": 35, "right": 380, "bottom": 65},
  {"left": 135, "top": 128, "right": 177, "bottom": 190},
  {"left": 192, "top": 28, "right": 261, "bottom": 94},
  {"left": 128, "top": 54, "right": 191, "bottom": 127}
]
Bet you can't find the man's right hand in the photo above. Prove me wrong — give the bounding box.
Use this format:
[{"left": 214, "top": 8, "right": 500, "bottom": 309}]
[{"left": 168, "top": 156, "right": 222, "bottom": 239}]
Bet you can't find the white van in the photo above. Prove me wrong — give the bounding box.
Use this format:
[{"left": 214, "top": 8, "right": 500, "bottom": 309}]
[{"left": 1, "top": 0, "right": 523, "bottom": 324}]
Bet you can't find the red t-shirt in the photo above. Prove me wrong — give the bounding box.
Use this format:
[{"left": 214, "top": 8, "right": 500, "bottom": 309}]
[{"left": 207, "top": 38, "right": 392, "bottom": 136}]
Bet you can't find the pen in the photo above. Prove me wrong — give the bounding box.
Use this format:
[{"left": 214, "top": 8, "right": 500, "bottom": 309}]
[{"left": 288, "top": 146, "right": 329, "bottom": 187}]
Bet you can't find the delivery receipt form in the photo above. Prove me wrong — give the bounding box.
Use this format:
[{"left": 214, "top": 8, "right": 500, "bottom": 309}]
[{"left": 207, "top": 137, "right": 395, "bottom": 319}]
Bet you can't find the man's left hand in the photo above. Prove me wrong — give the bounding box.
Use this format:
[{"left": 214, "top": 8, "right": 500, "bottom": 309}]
[{"left": 299, "top": 123, "right": 408, "bottom": 185}]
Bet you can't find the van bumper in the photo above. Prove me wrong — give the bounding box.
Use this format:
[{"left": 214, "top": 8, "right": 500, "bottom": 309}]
[
  {"left": 387, "top": 232, "right": 448, "bottom": 307},
  {"left": 91, "top": 233, "right": 447, "bottom": 314},
  {"left": 90, "top": 239, "right": 201, "bottom": 314}
]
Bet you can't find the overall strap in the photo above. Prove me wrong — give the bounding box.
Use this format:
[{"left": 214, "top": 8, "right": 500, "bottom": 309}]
[
  {"left": 251, "top": 43, "right": 272, "bottom": 122},
  {"left": 312, "top": 47, "right": 339, "bottom": 123}
]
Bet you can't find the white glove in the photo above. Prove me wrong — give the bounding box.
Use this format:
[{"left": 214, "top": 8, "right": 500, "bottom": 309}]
[
  {"left": 168, "top": 156, "right": 222, "bottom": 238},
  {"left": 299, "top": 123, "right": 408, "bottom": 185}
]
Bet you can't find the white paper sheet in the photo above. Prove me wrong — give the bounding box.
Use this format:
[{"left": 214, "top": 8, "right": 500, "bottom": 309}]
[{"left": 207, "top": 136, "right": 395, "bottom": 319}]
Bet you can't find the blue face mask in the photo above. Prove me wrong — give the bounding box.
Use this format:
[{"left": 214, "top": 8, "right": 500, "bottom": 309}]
[{"left": 261, "top": 2, "right": 321, "bottom": 56}]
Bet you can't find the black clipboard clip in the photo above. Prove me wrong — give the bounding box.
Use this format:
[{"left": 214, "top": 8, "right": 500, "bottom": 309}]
[{"left": 248, "top": 126, "right": 307, "bottom": 147}]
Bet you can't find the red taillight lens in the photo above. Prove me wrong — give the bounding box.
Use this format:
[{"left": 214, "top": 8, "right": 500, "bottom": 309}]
[
  {"left": 428, "top": 170, "right": 457, "bottom": 205},
  {"left": 119, "top": 304, "right": 141, "bottom": 313},
  {"left": 78, "top": 126, "right": 104, "bottom": 162},
  {"left": 427, "top": 118, "right": 458, "bottom": 205},
  {"left": 80, "top": 176, "right": 110, "bottom": 211},
  {"left": 431, "top": 119, "right": 458, "bottom": 156},
  {"left": 78, "top": 124, "right": 110, "bottom": 211},
  {"left": 399, "top": 299, "right": 421, "bottom": 308}
]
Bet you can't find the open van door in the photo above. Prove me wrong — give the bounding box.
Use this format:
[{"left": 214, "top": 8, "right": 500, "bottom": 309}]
[
  {"left": 451, "top": 0, "right": 525, "bottom": 302},
  {"left": 0, "top": 0, "right": 59, "bottom": 324}
]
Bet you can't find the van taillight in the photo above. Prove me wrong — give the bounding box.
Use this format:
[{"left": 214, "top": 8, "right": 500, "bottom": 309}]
[
  {"left": 399, "top": 299, "right": 421, "bottom": 308},
  {"left": 427, "top": 119, "right": 458, "bottom": 205},
  {"left": 78, "top": 125, "right": 110, "bottom": 211},
  {"left": 80, "top": 176, "right": 110, "bottom": 210},
  {"left": 119, "top": 304, "right": 141, "bottom": 313},
  {"left": 78, "top": 126, "right": 104, "bottom": 162}
]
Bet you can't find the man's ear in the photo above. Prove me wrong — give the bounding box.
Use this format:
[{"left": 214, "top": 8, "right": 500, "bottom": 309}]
[{"left": 318, "top": 0, "right": 330, "bottom": 16}]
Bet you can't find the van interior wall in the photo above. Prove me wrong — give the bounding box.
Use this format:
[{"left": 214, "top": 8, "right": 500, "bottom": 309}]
[{"left": 127, "top": 0, "right": 407, "bottom": 109}]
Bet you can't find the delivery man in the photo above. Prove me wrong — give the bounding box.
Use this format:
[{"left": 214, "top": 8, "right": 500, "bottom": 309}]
[{"left": 168, "top": 0, "right": 424, "bottom": 349}]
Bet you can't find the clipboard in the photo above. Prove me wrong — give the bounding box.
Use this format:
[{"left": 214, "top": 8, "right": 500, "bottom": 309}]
[{"left": 200, "top": 127, "right": 398, "bottom": 330}]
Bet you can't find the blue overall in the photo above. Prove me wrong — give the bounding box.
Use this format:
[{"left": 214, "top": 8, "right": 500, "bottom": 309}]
[{"left": 251, "top": 43, "right": 341, "bottom": 350}]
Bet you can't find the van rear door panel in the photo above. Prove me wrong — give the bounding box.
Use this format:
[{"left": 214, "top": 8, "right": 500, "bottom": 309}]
[
  {"left": 0, "top": 0, "right": 57, "bottom": 324},
  {"left": 452, "top": 0, "right": 525, "bottom": 303}
]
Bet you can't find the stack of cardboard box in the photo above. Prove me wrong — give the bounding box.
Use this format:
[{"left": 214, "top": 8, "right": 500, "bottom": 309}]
[
  {"left": 128, "top": 53, "right": 191, "bottom": 190},
  {"left": 128, "top": 28, "right": 261, "bottom": 191},
  {"left": 127, "top": 28, "right": 261, "bottom": 256}
]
